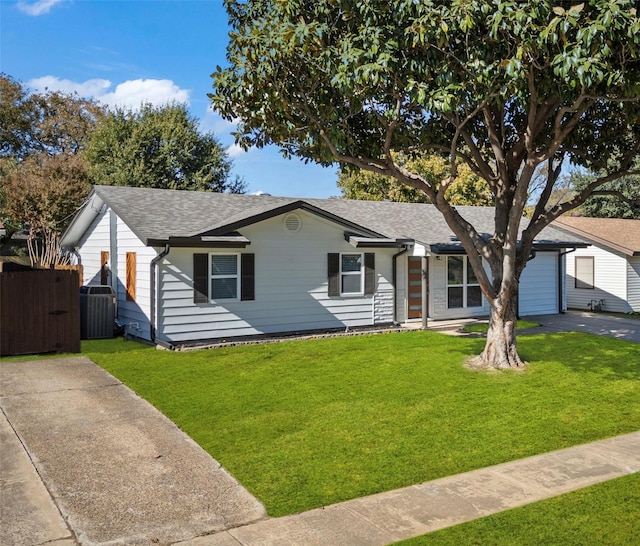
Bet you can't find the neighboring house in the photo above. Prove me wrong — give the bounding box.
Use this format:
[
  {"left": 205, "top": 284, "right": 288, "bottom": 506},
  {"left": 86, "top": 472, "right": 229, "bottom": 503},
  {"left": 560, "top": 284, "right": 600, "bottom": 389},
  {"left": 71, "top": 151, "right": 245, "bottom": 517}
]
[
  {"left": 553, "top": 216, "right": 640, "bottom": 313},
  {"left": 61, "top": 186, "right": 585, "bottom": 346}
]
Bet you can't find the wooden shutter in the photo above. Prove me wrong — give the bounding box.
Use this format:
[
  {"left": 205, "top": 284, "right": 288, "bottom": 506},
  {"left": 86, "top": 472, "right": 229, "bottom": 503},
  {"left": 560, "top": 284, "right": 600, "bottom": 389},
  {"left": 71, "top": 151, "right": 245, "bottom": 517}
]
[
  {"left": 241, "top": 253, "right": 255, "bottom": 301},
  {"left": 328, "top": 253, "right": 339, "bottom": 296},
  {"left": 364, "top": 253, "right": 375, "bottom": 294},
  {"left": 126, "top": 252, "right": 136, "bottom": 301},
  {"left": 193, "top": 253, "right": 209, "bottom": 303},
  {"left": 100, "top": 251, "right": 109, "bottom": 285}
]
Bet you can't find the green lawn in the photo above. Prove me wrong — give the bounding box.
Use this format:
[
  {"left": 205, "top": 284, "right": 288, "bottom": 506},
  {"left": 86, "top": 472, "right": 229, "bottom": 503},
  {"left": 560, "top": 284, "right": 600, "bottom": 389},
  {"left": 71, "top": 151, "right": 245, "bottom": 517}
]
[
  {"left": 69, "top": 330, "right": 640, "bottom": 517},
  {"left": 395, "top": 473, "right": 640, "bottom": 545}
]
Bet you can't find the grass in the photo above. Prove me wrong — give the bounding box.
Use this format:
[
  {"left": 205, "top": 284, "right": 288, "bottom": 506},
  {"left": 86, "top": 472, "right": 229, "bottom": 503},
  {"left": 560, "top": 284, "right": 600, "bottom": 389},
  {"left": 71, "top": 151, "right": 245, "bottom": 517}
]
[
  {"left": 462, "top": 319, "right": 540, "bottom": 334},
  {"left": 395, "top": 473, "right": 640, "bottom": 545},
  {"left": 598, "top": 311, "right": 640, "bottom": 321},
  {"left": 3, "top": 330, "right": 639, "bottom": 520},
  {"left": 63, "top": 330, "right": 640, "bottom": 517}
]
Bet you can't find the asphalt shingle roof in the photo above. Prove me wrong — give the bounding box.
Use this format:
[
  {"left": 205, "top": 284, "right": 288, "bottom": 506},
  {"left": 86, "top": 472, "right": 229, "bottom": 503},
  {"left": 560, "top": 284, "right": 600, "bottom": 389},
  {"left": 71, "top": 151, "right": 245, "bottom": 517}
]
[
  {"left": 81, "top": 185, "right": 582, "bottom": 250},
  {"left": 553, "top": 216, "right": 640, "bottom": 256}
]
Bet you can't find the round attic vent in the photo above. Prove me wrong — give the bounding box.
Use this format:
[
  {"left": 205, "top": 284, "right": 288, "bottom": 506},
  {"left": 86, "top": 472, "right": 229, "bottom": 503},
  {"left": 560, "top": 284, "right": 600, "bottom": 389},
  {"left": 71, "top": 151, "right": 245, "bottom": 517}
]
[{"left": 283, "top": 213, "right": 302, "bottom": 233}]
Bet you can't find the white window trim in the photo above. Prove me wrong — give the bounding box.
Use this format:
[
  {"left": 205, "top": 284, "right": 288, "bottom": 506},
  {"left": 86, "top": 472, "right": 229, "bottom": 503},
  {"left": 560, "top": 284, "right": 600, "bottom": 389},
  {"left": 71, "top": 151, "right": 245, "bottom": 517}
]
[
  {"left": 210, "top": 252, "right": 240, "bottom": 302},
  {"left": 447, "top": 256, "right": 482, "bottom": 309},
  {"left": 340, "top": 252, "right": 364, "bottom": 296}
]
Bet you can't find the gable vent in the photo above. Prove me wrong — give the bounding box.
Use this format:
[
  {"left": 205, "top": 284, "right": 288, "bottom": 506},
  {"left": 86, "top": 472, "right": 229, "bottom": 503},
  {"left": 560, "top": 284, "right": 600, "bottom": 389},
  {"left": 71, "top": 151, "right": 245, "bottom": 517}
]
[{"left": 283, "top": 213, "right": 302, "bottom": 233}]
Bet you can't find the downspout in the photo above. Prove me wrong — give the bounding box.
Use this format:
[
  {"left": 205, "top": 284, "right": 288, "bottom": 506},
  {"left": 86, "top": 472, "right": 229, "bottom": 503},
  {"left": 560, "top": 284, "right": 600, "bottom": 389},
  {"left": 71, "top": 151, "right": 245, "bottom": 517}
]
[
  {"left": 70, "top": 248, "right": 82, "bottom": 284},
  {"left": 558, "top": 248, "right": 576, "bottom": 314},
  {"left": 70, "top": 248, "right": 81, "bottom": 265},
  {"left": 150, "top": 243, "right": 171, "bottom": 347},
  {"left": 392, "top": 245, "right": 410, "bottom": 325},
  {"left": 421, "top": 256, "right": 429, "bottom": 330}
]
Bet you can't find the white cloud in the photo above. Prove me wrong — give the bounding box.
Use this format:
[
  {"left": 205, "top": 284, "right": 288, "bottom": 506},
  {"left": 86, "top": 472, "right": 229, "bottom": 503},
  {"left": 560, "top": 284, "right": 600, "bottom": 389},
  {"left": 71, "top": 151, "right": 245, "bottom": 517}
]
[
  {"left": 28, "top": 76, "right": 111, "bottom": 96},
  {"left": 26, "top": 76, "right": 190, "bottom": 110},
  {"left": 100, "top": 79, "right": 190, "bottom": 109},
  {"left": 226, "top": 143, "right": 247, "bottom": 158},
  {"left": 17, "top": 0, "right": 66, "bottom": 16}
]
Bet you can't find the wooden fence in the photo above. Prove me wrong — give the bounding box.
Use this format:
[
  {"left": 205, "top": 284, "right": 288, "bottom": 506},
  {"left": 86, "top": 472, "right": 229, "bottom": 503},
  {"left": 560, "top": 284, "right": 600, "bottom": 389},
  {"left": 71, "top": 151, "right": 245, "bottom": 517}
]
[{"left": 0, "top": 268, "right": 80, "bottom": 356}]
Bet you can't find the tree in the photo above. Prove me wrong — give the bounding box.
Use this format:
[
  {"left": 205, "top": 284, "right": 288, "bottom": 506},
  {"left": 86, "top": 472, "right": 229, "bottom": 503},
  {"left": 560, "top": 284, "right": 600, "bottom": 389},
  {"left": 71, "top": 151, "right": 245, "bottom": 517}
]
[
  {"left": 2, "top": 154, "right": 90, "bottom": 265},
  {"left": 0, "top": 74, "right": 105, "bottom": 160},
  {"left": 0, "top": 73, "right": 36, "bottom": 159},
  {"left": 338, "top": 154, "right": 493, "bottom": 205},
  {"left": 570, "top": 166, "right": 640, "bottom": 218},
  {"left": 211, "top": 1, "right": 640, "bottom": 369},
  {"left": 0, "top": 74, "right": 104, "bottom": 263},
  {"left": 85, "top": 103, "right": 246, "bottom": 193}
]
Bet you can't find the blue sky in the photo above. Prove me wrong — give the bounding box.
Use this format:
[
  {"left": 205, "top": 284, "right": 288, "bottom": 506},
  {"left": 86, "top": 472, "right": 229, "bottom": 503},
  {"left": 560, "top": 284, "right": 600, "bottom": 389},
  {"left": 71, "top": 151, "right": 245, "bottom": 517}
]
[{"left": 0, "top": 0, "right": 340, "bottom": 197}]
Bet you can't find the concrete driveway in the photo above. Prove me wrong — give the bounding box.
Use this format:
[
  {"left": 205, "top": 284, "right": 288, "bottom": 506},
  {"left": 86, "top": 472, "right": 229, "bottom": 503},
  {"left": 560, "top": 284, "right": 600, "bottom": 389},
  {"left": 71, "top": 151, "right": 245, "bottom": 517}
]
[
  {"left": 0, "top": 357, "right": 266, "bottom": 546},
  {"left": 526, "top": 310, "right": 640, "bottom": 343}
]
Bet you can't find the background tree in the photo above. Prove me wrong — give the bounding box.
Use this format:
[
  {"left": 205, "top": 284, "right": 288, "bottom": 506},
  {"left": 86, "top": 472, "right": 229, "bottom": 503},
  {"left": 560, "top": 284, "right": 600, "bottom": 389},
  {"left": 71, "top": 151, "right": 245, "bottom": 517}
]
[
  {"left": 338, "top": 154, "right": 493, "bottom": 205},
  {"left": 2, "top": 154, "right": 90, "bottom": 265},
  {"left": 0, "top": 74, "right": 104, "bottom": 263},
  {"left": 212, "top": 1, "right": 640, "bottom": 369},
  {"left": 85, "top": 102, "right": 246, "bottom": 193},
  {"left": 0, "top": 73, "right": 36, "bottom": 160},
  {"left": 569, "top": 166, "right": 640, "bottom": 219}
]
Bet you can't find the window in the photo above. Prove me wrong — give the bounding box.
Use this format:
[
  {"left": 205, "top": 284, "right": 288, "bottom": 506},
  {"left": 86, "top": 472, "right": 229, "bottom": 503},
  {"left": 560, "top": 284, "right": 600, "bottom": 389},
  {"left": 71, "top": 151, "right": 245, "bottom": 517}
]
[
  {"left": 126, "top": 252, "right": 136, "bottom": 302},
  {"left": 341, "top": 253, "right": 363, "bottom": 295},
  {"left": 447, "top": 256, "right": 482, "bottom": 308},
  {"left": 210, "top": 254, "right": 239, "bottom": 300},
  {"left": 575, "top": 256, "right": 594, "bottom": 289},
  {"left": 193, "top": 253, "right": 255, "bottom": 303},
  {"left": 328, "top": 253, "right": 375, "bottom": 296}
]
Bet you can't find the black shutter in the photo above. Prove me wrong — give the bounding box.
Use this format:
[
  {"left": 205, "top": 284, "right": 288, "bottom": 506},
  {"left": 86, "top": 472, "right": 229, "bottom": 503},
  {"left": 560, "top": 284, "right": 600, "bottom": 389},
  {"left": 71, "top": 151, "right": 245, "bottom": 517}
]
[
  {"left": 193, "top": 253, "right": 209, "bottom": 303},
  {"left": 364, "top": 253, "right": 375, "bottom": 294},
  {"left": 328, "top": 253, "right": 339, "bottom": 296},
  {"left": 241, "top": 253, "right": 255, "bottom": 301}
]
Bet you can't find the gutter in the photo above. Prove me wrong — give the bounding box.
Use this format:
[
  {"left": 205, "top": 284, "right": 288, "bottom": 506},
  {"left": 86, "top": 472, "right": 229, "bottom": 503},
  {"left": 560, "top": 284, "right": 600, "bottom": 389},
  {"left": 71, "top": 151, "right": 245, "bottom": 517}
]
[
  {"left": 392, "top": 245, "right": 410, "bottom": 325},
  {"left": 150, "top": 243, "right": 171, "bottom": 347}
]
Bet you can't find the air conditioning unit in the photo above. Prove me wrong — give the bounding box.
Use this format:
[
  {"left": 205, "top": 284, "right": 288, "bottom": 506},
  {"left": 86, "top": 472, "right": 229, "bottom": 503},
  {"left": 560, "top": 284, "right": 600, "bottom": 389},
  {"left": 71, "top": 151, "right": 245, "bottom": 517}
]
[{"left": 80, "top": 285, "right": 116, "bottom": 339}]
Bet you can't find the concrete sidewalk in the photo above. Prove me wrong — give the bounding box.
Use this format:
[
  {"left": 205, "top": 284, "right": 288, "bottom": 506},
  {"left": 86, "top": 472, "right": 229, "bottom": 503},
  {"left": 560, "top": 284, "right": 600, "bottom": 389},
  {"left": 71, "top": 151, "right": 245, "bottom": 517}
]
[{"left": 1, "top": 356, "right": 639, "bottom": 546}]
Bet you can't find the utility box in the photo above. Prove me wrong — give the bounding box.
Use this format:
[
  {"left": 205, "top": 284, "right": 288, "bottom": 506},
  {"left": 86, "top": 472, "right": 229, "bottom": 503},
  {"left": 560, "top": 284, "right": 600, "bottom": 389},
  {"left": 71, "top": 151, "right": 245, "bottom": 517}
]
[{"left": 80, "top": 285, "right": 116, "bottom": 339}]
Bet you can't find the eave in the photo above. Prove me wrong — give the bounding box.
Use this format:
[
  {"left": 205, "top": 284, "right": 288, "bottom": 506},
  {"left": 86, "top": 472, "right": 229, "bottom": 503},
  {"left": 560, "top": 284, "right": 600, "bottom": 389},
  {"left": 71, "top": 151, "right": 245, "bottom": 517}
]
[
  {"left": 147, "top": 233, "right": 251, "bottom": 248},
  {"left": 345, "top": 233, "right": 413, "bottom": 248}
]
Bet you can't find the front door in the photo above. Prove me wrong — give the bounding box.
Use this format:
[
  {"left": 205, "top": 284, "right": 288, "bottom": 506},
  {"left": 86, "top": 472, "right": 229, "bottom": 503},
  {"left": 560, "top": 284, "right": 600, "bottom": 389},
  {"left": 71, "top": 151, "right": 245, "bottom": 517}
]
[{"left": 407, "top": 256, "right": 427, "bottom": 319}]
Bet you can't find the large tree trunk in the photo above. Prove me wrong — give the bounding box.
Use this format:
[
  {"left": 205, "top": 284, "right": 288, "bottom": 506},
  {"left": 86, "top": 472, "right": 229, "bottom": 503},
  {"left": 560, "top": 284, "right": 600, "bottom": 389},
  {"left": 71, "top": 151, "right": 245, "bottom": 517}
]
[{"left": 470, "top": 282, "right": 526, "bottom": 370}]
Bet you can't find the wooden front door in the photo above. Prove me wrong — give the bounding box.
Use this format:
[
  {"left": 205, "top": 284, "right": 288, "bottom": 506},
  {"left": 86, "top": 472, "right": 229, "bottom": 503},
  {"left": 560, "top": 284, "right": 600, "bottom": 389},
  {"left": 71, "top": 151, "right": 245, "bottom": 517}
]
[{"left": 407, "top": 256, "right": 427, "bottom": 319}]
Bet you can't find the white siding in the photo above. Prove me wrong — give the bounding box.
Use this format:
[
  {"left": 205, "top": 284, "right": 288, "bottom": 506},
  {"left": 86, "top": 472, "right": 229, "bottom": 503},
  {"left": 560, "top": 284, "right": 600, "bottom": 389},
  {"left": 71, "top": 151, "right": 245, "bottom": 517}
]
[
  {"left": 566, "top": 246, "right": 630, "bottom": 313},
  {"left": 114, "top": 216, "right": 157, "bottom": 340},
  {"left": 77, "top": 209, "right": 110, "bottom": 286},
  {"left": 77, "top": 207, "right": 157, "bottom": 340},
  {"left": 626, "top": 257, "right": 640, "bottom": 312},
  {"left": 519, "top": 252, "right": 559, "bottom": 316},
  {"left": 156, "top": 211, "right": 396, "bottom": 343}
]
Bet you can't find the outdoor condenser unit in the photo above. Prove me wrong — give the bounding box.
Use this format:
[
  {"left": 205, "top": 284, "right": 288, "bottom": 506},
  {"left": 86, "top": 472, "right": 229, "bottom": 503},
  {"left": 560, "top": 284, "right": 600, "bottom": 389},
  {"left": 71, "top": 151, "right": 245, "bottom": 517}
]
[{"left": 80, "top": 285, "right": 116, "bottom": 339}]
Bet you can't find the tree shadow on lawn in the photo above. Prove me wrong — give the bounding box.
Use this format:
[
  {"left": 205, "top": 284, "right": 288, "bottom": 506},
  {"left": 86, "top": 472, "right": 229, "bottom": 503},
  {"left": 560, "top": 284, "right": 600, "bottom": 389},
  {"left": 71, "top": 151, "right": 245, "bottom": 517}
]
[{"left": 518, "top": 332, "right": 640, "bottom": 381}]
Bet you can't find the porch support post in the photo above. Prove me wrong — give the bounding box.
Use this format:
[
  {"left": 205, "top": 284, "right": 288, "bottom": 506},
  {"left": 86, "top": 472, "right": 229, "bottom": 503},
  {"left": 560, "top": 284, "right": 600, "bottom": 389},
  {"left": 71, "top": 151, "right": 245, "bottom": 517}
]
[{"left": 421, "top": 256, "right": 428, "bottom": 330}]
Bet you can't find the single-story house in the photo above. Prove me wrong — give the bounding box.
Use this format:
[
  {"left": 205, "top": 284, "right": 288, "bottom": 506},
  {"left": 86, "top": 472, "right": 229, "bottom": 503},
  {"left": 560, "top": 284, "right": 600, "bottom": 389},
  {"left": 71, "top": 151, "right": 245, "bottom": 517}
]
[
  {"left": 553, "top": 216, "right": 640, "bottom": 313},
  {"left": 61, "top": 185, "right": 586, "bottom": 346}
]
